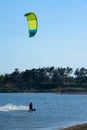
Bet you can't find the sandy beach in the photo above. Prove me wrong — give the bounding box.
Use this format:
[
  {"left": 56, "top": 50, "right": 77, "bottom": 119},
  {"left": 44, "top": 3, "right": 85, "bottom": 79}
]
[{"left": 62, "top": 123, "right": 87, "bottom": 130}]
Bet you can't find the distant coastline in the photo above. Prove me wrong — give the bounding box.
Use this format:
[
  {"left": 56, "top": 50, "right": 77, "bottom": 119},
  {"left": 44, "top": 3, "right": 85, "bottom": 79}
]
[
  {"left": 59, "top": 91, "right": 87, "bottom": 94},
  {"left": 0, "top": 67, "right": 87, "bottom": 93}
]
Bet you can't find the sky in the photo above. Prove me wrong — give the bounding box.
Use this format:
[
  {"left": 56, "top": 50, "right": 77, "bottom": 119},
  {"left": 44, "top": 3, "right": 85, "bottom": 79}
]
[{"left": 0, "top": 0, "right": 87, "bottom": 74}]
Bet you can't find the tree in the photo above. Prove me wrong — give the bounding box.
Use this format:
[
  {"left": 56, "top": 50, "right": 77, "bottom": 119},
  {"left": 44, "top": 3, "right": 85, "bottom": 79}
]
[{"left": 74, "top": 68, "right": 87, "bottom": 84}]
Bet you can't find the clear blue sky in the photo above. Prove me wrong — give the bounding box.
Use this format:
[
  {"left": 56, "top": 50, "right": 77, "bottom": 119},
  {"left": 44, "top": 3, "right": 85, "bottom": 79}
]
[{"left": 0, "top": 0, "right": 87, "bottom": 74}]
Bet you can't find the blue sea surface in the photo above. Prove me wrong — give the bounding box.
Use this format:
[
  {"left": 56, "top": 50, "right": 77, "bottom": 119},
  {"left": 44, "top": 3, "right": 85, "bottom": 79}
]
[{"left": 0, "top": 93, "right": 87, "bottom": 130}]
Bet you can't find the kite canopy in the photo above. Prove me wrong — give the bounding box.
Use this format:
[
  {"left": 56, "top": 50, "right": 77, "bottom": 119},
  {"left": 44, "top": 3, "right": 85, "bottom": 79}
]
[{"left": 24, "top": 12, "right": 38, "bottom": 37}]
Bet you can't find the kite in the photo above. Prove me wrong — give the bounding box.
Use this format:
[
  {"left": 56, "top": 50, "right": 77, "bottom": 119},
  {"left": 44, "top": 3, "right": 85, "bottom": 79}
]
[{"left": 24, "top": 12, "right": 38, "bottom": 37}]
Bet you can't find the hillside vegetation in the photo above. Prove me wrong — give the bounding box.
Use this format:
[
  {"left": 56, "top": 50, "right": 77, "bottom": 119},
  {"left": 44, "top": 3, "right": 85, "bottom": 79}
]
[{"left": 0, "top": 67, "right": 87, "bottom": 93}]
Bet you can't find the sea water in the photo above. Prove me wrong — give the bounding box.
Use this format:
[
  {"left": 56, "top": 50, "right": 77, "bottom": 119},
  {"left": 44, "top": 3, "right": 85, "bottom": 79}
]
[{"left": 0, "top": 93, "right": 87, "bottom": 130}]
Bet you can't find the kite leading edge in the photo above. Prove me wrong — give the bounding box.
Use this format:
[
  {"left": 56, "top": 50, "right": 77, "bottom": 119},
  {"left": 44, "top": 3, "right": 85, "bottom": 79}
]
[{"left": 24, "top": 12, "right": 38, "bottom": 37}]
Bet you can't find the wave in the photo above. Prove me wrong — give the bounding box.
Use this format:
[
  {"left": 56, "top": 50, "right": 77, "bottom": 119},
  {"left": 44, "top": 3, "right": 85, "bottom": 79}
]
[{"left": 0, "top": 103, "right": 28, "bottom": 112}]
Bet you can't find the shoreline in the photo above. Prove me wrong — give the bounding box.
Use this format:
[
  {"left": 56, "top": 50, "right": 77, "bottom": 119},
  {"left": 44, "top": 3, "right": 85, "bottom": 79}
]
[
  {"left": 59, "top": 92, "right": 87, "bottom": 94},
  {"left": 61, "top": 123, "right": 87, "bottom": 130}
]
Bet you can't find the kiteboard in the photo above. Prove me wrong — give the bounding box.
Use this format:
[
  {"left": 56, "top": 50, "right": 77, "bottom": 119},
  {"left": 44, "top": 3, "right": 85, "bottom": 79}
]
[{"left": 29, "top": 108, "right": 36, "bottom": 112}]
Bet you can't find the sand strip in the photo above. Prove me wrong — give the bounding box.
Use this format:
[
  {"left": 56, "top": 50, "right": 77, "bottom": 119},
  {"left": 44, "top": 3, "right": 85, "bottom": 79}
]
[{"left": 62, "top": 123, "right": 87, "bottom": 130}]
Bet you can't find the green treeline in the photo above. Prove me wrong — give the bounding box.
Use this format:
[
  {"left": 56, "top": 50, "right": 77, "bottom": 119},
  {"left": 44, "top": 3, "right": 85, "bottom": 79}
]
[{"left": 0, "top": 67, "right": 87, "bottom": 92}]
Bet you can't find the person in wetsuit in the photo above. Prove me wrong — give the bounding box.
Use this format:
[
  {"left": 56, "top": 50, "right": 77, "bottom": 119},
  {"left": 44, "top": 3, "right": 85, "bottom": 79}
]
[
  {"left": 29, "top": 102, "right": 33, "bottom": 111},
  {"left": 29, "top": 102, "right": 36, "bottom": 111}
]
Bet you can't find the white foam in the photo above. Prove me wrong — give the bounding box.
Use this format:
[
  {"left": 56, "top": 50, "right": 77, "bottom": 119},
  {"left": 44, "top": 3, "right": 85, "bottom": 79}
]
[{"left": 0, "top": 103, "right": 28, "bottom": 112}]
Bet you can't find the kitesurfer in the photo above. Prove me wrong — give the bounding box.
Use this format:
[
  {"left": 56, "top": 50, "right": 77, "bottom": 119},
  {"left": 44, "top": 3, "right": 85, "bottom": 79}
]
[
  {"left": 29, "top": 102, "right": 36, "bottom": 111},
  {"left": 29, "top": 102, "right": 33, "bottom": 111}
]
